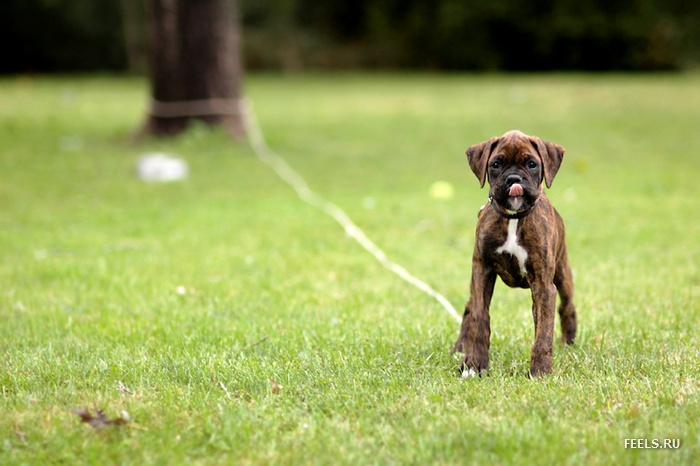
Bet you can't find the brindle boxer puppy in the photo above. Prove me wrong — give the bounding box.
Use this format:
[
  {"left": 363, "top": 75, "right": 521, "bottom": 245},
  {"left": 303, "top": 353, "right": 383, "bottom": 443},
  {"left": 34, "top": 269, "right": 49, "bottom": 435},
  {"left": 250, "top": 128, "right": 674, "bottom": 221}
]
[{"left": 454, "top": 130, "right": 577, "bottom": 377}]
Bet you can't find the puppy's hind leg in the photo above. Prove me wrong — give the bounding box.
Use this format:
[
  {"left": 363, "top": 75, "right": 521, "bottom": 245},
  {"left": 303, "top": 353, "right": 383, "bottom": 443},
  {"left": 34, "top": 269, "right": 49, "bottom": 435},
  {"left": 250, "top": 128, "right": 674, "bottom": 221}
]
[{"left": 554, "top": 252, "right": 577, "bottom": 346}]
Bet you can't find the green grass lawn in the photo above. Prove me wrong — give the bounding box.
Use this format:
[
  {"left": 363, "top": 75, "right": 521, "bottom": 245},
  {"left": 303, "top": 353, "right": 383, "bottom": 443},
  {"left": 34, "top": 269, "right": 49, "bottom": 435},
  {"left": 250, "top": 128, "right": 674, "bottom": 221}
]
[{"left": 1, "top": 73, "right": 699, "bottom": 465}]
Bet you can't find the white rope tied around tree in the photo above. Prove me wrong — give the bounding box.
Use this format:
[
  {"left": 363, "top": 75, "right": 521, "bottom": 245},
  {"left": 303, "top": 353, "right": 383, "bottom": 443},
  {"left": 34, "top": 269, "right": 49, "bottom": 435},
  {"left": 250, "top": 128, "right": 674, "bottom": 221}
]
[
  {"left": 149, "top": 98, "right": 241, "bottom": 118},
  {"left": 239, "top": 99, "right": 462, "bottom": 323}
]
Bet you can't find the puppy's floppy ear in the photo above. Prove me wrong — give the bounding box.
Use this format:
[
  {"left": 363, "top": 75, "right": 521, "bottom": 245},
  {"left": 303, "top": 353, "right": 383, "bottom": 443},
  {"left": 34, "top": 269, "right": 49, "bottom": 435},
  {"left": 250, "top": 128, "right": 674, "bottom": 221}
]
[
  {"left": 529, "top": 136, "right": 565, "bottom": 188},
  {"left": 466, "top": 137, "right": 499, "bottom": 188}
]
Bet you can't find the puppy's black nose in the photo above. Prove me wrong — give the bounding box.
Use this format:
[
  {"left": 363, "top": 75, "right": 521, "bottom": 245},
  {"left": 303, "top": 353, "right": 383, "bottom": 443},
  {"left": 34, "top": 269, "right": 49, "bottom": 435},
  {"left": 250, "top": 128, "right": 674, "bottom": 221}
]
[{"left": 506, "top": 174, "right": 523, "bottom": 186}]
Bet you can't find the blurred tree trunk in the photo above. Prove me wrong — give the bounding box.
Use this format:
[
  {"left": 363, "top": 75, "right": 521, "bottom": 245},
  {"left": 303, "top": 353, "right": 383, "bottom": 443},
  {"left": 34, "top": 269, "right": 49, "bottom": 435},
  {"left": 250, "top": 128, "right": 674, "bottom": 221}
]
[{"left": 140, "top": 0, "right": 245, "bottom": 139}]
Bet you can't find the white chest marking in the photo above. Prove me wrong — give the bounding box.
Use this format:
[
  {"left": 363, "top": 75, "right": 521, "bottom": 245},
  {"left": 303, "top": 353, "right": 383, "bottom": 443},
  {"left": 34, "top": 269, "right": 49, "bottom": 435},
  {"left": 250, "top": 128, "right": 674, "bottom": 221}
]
[{"left": 496, "top": 219, "right": 528, "bottom": 276}]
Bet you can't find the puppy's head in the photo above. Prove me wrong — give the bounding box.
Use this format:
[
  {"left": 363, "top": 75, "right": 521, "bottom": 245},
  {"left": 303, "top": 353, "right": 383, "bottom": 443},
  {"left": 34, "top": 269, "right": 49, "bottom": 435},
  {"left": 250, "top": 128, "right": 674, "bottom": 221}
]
[{"left": 466, "top": 130, "right": 565, "bottom": 213}]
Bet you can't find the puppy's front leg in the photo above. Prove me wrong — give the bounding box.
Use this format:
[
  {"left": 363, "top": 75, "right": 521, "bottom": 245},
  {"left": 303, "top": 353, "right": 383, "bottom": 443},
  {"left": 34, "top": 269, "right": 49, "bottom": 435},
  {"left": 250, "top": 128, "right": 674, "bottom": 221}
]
[
  {"left": 529, "top": 281, "right": 557, "bottom": 377},
  {"left": 454, "top": 256, "right": 496, "bottom": 376}
]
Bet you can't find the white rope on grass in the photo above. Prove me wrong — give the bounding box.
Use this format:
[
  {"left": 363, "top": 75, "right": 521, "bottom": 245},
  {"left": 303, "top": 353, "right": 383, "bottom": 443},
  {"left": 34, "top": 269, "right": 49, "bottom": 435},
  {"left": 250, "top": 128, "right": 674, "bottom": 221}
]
[{"left": 239, "top": 99, "right": 462, "bottom": 323}]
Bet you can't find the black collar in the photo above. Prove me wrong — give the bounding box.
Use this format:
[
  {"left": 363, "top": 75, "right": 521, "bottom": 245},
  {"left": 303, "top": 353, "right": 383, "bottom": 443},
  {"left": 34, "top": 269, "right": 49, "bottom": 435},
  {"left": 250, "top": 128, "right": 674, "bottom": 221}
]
[{"left": 489, "top": 197, "right": 538, "bottom": 220}]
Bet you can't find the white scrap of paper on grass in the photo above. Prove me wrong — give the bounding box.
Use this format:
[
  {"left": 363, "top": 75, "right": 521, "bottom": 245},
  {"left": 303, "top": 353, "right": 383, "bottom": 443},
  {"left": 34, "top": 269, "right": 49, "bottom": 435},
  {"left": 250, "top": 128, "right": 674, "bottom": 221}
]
[{"left": 136, "top": 153, "right": 188, "bottom": 182}]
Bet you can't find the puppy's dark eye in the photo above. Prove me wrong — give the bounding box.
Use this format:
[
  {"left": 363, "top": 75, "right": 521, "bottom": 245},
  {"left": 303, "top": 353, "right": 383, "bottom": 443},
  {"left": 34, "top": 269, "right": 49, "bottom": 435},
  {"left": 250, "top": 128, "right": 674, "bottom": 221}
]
[
  {"left": 527, "top": 161, "right": 538, "bottom": 169},
  {"left": 490, "top": 161, "right": 502, "bottom": 170}
]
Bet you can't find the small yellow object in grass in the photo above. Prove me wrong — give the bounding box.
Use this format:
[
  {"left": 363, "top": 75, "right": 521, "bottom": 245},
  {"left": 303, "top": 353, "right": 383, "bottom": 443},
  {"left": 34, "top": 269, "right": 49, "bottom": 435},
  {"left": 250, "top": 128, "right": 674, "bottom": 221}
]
[{"left": 429, "top": 181, "right": 455, "bottom": 200}]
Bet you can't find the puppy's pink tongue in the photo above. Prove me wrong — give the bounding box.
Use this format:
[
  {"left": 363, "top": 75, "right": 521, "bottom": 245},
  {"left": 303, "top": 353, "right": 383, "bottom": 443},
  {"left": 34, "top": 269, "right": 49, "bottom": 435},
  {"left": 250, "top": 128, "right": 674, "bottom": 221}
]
[{"left": 509, "top": 184, "right": 524, "bottom": 197}]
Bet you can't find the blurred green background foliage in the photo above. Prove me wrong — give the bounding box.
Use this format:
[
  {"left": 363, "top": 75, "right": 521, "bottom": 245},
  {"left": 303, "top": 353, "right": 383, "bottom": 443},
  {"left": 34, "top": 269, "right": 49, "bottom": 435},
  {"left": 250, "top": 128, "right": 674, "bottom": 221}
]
[{"left": 2, "top": 0, "right": 699, "bottom": 73}]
